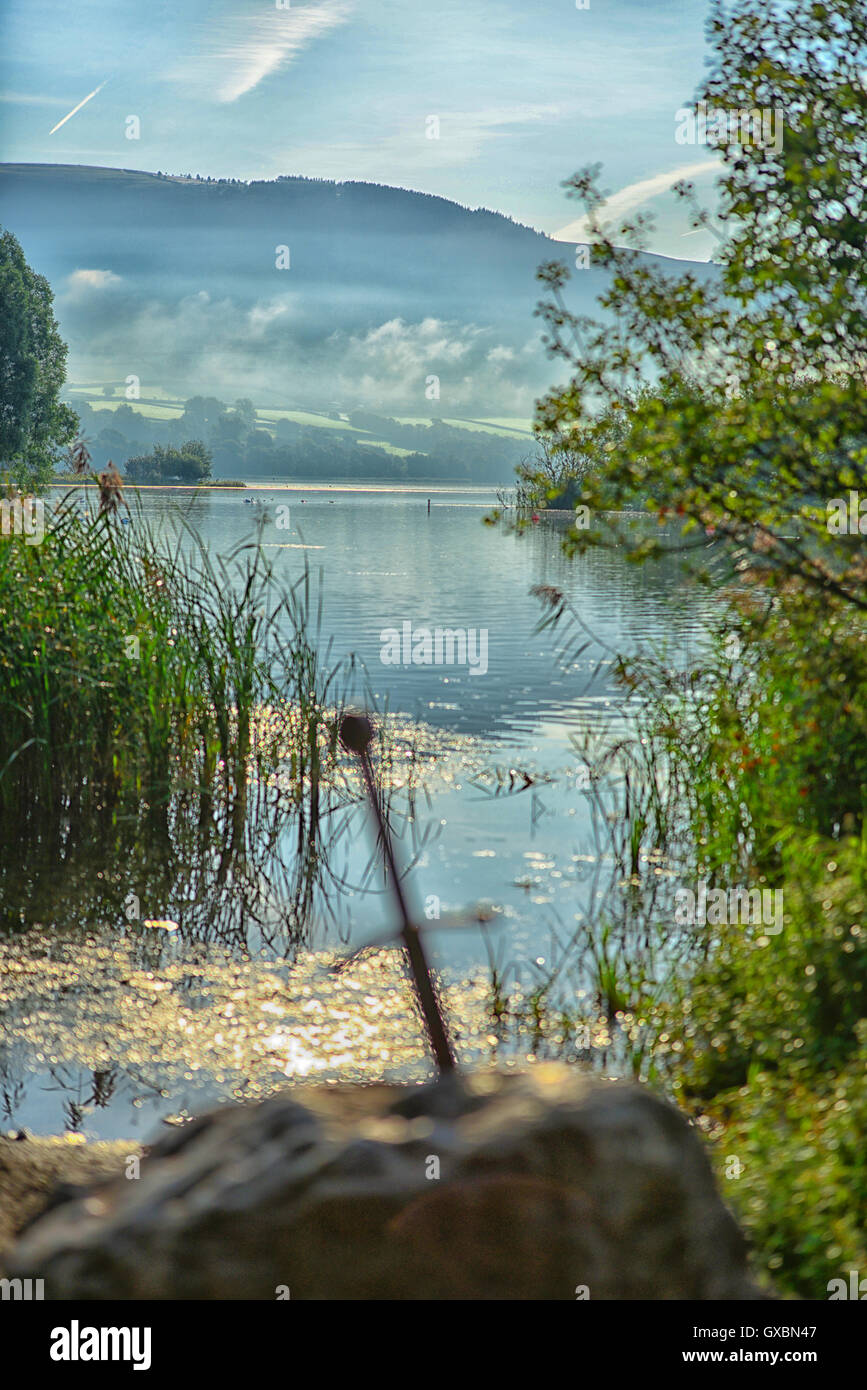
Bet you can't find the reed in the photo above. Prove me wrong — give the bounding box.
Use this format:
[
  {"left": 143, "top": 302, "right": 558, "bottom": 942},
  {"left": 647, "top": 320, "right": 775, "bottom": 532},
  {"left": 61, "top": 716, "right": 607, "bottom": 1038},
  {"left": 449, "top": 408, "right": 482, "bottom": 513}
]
[{"left": 0, "top": 488, "right": 353, "bottom": 935}]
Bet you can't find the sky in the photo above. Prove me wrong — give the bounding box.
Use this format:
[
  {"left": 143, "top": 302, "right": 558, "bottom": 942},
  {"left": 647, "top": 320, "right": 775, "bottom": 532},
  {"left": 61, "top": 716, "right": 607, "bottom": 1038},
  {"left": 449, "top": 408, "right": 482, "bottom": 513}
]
[{"left": 0, "top": 0, "right": 724, "bottom": 258}]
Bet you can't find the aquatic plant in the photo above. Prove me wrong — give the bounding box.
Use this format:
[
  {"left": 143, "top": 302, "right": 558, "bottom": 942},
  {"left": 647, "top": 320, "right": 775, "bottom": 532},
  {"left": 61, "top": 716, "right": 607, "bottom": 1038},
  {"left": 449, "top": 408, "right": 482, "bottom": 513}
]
[{"left": 0, "top": 485, "right": 360, "bottom": 938}]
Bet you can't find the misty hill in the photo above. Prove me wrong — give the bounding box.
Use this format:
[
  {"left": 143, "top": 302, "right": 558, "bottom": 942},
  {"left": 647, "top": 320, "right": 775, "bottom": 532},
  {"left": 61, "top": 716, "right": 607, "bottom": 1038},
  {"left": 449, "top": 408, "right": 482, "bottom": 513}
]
[
  {"left": 0, "top": 163, "right": 716, "bottom": 418},
  {"left": 67, "top": 393, "right": 534, "bottom": 484}
]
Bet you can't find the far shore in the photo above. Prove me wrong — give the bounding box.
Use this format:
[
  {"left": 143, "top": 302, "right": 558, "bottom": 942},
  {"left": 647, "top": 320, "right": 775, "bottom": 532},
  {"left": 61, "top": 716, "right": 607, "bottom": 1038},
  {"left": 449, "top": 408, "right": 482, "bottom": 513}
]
[
  {"left": 50, "top": 478, "right": 247, "bottom": 489},
  {"left": 49, "top": 477, "right": 501, "bottom": 492}
]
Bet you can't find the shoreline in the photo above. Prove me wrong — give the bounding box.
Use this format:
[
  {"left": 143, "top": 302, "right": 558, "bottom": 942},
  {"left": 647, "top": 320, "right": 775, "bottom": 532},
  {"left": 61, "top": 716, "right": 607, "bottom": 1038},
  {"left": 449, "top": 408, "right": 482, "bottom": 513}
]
[{"left": 49, "top": 479, "right": 505, "bottom": 494}]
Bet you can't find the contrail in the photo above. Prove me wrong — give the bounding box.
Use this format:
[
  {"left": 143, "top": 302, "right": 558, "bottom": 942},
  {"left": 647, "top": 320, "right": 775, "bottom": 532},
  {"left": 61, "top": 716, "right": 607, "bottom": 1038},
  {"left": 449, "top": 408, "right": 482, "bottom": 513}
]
[{"left": 48, "top": 80, "right": 107, "bottom": 135}]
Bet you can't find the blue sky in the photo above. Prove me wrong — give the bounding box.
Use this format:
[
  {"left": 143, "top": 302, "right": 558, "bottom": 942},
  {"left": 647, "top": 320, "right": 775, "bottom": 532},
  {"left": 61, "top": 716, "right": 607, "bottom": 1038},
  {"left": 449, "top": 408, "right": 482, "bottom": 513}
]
[{"left": 0, "top": 0, "right": 723, "bottom": 256}]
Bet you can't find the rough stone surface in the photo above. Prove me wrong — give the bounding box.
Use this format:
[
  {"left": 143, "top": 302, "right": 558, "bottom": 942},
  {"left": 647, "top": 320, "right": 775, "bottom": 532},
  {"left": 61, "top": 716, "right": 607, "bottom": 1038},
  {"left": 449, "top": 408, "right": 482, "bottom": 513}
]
[
  {"left": 0, "top": 1133, "right": 138, "bottom": 1273},
  {"left": 7, "top": 1066, "right": 766, "bottom": 1299}
]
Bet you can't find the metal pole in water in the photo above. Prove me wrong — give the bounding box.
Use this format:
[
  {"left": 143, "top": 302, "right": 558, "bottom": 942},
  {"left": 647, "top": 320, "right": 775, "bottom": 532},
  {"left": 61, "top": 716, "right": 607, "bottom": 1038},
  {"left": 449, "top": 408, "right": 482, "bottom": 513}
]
[{"left": 338, "top": 713, "right": 456, "bottom": 1073}]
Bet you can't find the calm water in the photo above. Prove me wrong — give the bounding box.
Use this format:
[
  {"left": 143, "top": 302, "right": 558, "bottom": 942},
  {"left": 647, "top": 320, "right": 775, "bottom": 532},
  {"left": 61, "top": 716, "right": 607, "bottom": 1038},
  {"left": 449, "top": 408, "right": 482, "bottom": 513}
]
[
  {"left": 1, "top": 484, "right": 720, "bottom": 1137},
  {"left": 124, "top": 482, "right": 713, "bottom": 737}
]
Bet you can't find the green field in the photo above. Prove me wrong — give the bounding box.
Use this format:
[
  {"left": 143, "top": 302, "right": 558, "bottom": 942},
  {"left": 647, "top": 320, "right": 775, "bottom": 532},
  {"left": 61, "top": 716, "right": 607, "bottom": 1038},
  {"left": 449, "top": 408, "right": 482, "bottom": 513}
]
[
  {"left": 393, "top": 415, "right": 533, "bottom": 438},
  {"left": 256, "top": 408, "right": 357, "bottom": 432},
  {"left": 357, "top": 439, "right": 415, "bottom": 457},
  {"left": 64, "top": 389, "right": 534, "bottom": 450},
  {"left": 443, "top": 417, "right": 533, "bottom": 438}
]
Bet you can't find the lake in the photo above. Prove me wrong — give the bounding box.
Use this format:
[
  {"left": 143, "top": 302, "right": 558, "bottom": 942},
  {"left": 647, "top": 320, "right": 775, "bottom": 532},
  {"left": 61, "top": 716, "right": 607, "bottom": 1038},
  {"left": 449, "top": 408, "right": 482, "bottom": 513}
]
[{"left": 0, "top": 483, "right": 720, "bottom": 1138}]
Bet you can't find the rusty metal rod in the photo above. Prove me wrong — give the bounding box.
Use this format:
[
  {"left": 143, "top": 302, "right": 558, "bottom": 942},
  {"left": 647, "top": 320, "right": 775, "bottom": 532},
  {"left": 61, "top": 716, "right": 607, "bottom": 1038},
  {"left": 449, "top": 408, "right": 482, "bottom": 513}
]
[{"left": 339, "top": 714, "right": 456, "bottom": 1073}]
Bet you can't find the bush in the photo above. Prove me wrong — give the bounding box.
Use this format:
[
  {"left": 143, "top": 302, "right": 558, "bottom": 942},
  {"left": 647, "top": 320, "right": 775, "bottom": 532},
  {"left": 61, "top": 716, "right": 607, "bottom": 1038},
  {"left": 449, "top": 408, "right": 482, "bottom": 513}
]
[
  {"left": 637, "top": 612, "right": 867, "bottom": 1297},
  {"left": 125, "top": 440, "right": 212, "bottom": 483},
  {"left": 698, "top": 1033, "right": 867, "bottom": 1299}
]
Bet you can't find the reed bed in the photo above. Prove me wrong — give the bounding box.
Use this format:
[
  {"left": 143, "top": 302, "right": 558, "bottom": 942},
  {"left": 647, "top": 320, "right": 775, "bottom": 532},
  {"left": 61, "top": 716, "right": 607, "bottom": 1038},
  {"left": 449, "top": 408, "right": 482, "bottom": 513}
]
[{"left": 0, "top": 490, "right": 356, "bottom": 936}]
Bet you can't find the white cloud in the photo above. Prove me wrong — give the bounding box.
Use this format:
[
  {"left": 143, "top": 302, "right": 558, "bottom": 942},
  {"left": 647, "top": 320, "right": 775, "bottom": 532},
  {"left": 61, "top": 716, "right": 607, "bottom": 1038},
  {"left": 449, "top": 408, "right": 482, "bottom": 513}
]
[
  {"left": 0, "top": 91, "right": 67, "bottom": 107},
  {"left": 65, "top": 269, "right": 123, "bottom": 297},
  {"left": 259, "top": 101, "right": 568, "bottom": 181},
  {"left": 65, "top": 294, "right": 550, "bottom": 415},
  {"left": 248, "top": 297, "right": 295, "bottom": 334},
  {"left": 448, "top": 103, "right": 567, "bottom": 133},
  {"left": 172, "top": 2, "right": 353, "bottom": 103},
  {"left": 552, "top": 160, "right": 719, "bottom": 242}
]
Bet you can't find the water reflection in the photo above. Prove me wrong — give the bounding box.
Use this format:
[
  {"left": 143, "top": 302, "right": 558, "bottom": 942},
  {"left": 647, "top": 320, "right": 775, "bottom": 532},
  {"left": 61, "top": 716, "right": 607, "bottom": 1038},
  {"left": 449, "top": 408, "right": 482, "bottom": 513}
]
[{"left": 2, "top": 491, "right": 722, "bottom": 1134}]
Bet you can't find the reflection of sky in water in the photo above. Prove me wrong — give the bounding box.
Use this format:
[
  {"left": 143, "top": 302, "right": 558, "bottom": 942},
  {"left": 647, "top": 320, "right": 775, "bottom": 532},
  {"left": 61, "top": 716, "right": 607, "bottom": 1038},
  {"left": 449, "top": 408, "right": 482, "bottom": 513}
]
[
  {"left": 98, "top": 485, "right": 717, "bottom": 741},
  {"left": 3, "top": 487, "right": 719, "bottom": 1135}
]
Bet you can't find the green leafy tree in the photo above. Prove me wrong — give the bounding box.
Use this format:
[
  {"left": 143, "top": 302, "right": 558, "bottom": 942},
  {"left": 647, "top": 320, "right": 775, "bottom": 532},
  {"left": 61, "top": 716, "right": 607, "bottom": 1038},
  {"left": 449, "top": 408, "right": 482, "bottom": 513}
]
[
  {"left": 125, "top": 440, "right": 212, "bottom": 483},
  {"left": 175, "top": 439, "right": 212, "bottom": 481},
  {"left": 514, "top": 0, "right": 867, "bottom": 1298},
  {"left": 180, "top": 396, "right": 227, "bottom": 442},
  {"left": 0, "top": 228, "right": 78, "bottom": 489},
  {"left": 232, "top": 398, "right": 256, "bottom": 433},
  {"left": 534, "top": 0, "right": 867, "bottom": 611}
]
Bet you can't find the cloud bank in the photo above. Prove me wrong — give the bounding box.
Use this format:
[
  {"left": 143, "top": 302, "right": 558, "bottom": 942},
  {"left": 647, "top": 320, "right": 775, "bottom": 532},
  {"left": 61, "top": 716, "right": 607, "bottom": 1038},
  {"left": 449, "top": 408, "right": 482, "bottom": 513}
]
[{"left": 60, "top": 287, "right": 552, "bottom": 415}]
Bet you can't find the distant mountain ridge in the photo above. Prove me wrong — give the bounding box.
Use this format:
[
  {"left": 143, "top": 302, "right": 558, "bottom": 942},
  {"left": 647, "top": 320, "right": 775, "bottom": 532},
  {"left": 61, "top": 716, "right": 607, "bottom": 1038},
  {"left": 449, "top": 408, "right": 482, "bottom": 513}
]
[{"left": 0, "top": 163, "right": 716, "bottom": 416}]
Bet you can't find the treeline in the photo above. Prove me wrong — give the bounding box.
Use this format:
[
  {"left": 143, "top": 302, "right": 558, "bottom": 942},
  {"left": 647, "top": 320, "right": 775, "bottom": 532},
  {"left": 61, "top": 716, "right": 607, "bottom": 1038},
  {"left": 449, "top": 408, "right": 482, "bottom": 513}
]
[
  {"left": 242, "top": 435, "right": 476, "bottom": 481},
  {"left": 150, "top": 172, "right": 542, "bottom": 238},
  {"left": 125, "top": 440, "right": 212, "bottom": 483},
  {"left": 68, "top": 396, "right": 525, "bottom": 483}
]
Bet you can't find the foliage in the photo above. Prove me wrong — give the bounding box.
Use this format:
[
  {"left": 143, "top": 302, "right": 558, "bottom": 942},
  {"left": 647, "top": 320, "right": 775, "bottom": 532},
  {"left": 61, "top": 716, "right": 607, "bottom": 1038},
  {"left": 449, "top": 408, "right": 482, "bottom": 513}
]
[
  {"left": 67, "top": 396, "right": 526, "bottom": 483},
  {"left": 647, "top": 822, "right": 867, "bottom": 1297},
  {"left": 0, "top": 492, "right": 357, "bottom": 937},
  {"left": 514, "top": 434, "right": 594, "bottom": 511},
  {"left": 499, "top": 0, "right": 867, "bottom": 1297},
  {"left": 697, "top": 1033, "right": 867, "bottom": 1299},
  {"left": 124, "top": 440, "right": 213, "bottom": 483},
  {"left": 532, "top": 0, "right": 867, "bottom": 615},
  {"left": 0, "top": 228, "right": 78, "bottom": 489}
]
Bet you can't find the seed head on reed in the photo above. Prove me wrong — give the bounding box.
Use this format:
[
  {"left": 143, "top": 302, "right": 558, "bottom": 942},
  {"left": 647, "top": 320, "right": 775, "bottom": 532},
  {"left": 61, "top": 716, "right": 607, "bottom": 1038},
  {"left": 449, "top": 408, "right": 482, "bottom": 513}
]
[{"left": 97, "top": 461, "right": 126, "bottom": 516}]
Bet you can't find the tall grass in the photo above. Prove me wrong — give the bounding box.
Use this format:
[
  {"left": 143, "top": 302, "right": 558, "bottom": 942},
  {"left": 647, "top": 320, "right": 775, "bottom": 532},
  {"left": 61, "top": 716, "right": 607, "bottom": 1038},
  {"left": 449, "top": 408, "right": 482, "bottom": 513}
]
[{"left": 0, "top": 491, "right": 352, "bottom": 936}]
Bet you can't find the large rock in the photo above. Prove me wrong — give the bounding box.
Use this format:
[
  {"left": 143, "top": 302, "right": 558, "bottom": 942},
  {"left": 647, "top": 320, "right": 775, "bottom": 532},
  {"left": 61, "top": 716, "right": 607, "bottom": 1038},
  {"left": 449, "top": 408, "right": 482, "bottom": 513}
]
[
  {"left": 7, "top": 1065, "right": 764, "bottom": 1299},
  {"left": 0, "top": 1133, "right": 138, "bottom": 1271}
]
